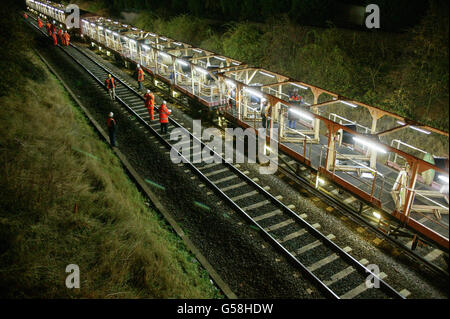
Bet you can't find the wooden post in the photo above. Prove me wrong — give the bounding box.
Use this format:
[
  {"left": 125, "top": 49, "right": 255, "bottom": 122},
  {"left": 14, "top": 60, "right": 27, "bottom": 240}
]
[
  {"left": 155, "top": 51, "right": 159, "bottom": 75},
  {"left": 325, "top": 123, "right": 338, "bottom": 171},
  {"left": 303, "top": 138, "right": 307, "bottom": 161},
  {"left": 236, "top": 83, "right": 241, "bottom": 120},
  {"left": 128, "top": 40, "right": 132, "bottom": 59},
  {"left": 279, "top": 105, "right": 285, "bottom": 139},
  {"left": 402, "top": 160, "right": 419, "bottom": 222},
  {"left": 218, "top": 77, "right": 223, "bottom": 107},
  {"left": 274, "top": 84, "right": 282, "bottom": 122},
  {"left": 269, "top": 101, "right": 275, "bottom": 140},
  {"left": 311, "top": 87, "right": 322, "bottom": 141},
  {"left": 369, "top": 109, "right": 384, "bottom": 169},
  {"left": 243, "top": 93, "right": 248, "bottom": 118},
  {"left": 172, "top": 56, "right": 177, "bottom": 85},
  {"left": 278, "top": 105, "right": 282, "bottom": 143},
  {"left": 191, "top": 67, "right": 194, "bottom": 94},
  {"left": 370, "top": 171, "right": 378, "bottom": 200}
]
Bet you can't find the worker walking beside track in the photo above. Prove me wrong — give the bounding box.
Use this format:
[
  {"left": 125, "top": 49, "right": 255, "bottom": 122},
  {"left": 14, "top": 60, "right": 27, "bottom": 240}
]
[
  {"left": 52, "top": 32, "right": 58, "bottom": 46},
  {"left": 50, "top": 22, "right": 56, "bottom": 35},
  {"left": 105, "top": 74, "right": 116, "bottom": 101},
  {"left": 137, "top": 64, "right": 144, "bottom": 91},
  {"left": 38, "top": 17, "right": 43, "bottom": 28},
  {"left": 159, "top": 101, "right": 171, "bottom": 134},
  {"left": 63, "top": 31, "right": 70, "bottom": 46},
  {"left": 107, "top": 112, "right": 117, "bottom": 147},
  {"left": 144, "top": 89, "right": 155, "bottom": 120},
  {"left": 58, "top": 28, "right": 64, "bottom": 45},
  {"left": 46, "top": 21, "right": 51, "bottom": 36}
]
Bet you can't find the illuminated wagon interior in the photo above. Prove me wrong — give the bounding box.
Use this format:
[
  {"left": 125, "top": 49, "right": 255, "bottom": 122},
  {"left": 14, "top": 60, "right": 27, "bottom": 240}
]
[
  {"left": 27, "top": 0, "right": 66, "bottom": 27},
  {"left": 80, "top": 15, "right": 246, "bottom": 105},
  {"left": 26, "top": 0, "right": 449, "bottom": 249}
]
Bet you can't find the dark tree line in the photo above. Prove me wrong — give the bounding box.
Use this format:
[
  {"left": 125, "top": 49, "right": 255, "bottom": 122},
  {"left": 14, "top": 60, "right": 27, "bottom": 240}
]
[{"left": 72, "top": 0, "right": 429, "bottom": 31}]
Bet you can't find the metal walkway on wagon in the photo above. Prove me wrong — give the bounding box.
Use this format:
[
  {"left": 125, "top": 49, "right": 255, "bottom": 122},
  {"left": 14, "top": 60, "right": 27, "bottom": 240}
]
[{"left": 233, "top": 112, "right": 449, "bottom": 245}]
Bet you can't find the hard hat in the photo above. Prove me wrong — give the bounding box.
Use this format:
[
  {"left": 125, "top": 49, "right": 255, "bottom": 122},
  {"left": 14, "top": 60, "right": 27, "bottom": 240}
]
[
  {"left": 108, "top": 74, "right": 112, "bottom": 78},
  {"left": 147, "top": 89, "right": 150, "bottom": 93},
  {"left": 163, "top": 100, "right": 167, "bottom": 104},
  {"left": 109, "top": 112, "right": 114, "bottom": 117},
  {"left": 137, "top": 64, "right": 140, "bottom": 68}
]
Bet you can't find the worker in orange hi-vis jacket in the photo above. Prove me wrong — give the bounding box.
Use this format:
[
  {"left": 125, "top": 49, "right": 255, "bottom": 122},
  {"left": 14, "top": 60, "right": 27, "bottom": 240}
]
[
  {"left": 158, "top": 100, "right": 171, "bottom": 134},
  {"left": 58, "top": 28, "right": 64, "bottom": 45},
  {"left": 38, "top": 17, "right": 43, "bottom": 28},
  {"left": 50, "top": 22, "right": 56, "bottom": 35},
  {"left": 105, "top": 74, "right": 116, "bottom": 101},
  {"left": 24, "top": 13, "right": 28, "bottom": 19},
  {"left": 144, "top": 89, "right": 155, "bottom": 120},
  {"left": 63, "top": 31, "right": 70, "bottom": 46},
  {"left": 46, "top": 21, "right": 51, "bottom": 36},
  {"left": 137, "top": 64, "right": 144, "bottom": 91},
  {"left": 52, "top": 32, "right": 58, "bottom": 46}
]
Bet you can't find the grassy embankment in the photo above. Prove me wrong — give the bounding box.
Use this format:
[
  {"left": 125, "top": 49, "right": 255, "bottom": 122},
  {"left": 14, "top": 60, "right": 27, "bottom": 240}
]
[{"left": 0, "top": 5, "right": 218, "bottom": 298}]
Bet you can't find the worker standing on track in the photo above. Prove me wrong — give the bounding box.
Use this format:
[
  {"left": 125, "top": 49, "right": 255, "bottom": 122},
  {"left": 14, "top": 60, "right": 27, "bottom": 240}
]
[
  {"left": 105, "top": 74, "right": 116, "bottom": 100},
  {"left": 24, "top": 13, "right": 28, "bottom": 19},
  {"left": 107, "top": 112, "right": 118, "bottom": 147},
  {"left": 144, "top": 89, "right": 155, "bottom": 120},
  {"left": 50, "top": 22, "right": 56, "bottom": 35},
  {"left": 137, "top": 64, "right": 144, "bottom": 91},
  {"left": 159, "top": 101, "right": 171, "bottom": 134},
  {"left": 58, "top": 28, "right": 64, "bottom": 45},
  {"left": 63, "top": 31, "right": 70, "bottom": 46},
  {"left": 38, "top": 17, "right": 43, "bottom": 28},
  {"left": 46, "top": 21, "right": 51, "bottom": 36},
  {"left": 52, "top": 32, "right": 58, "bottom": 46}
]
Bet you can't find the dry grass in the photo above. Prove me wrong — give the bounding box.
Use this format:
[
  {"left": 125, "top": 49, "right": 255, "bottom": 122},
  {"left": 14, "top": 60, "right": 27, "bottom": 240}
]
[{"left": 0, "top": 52, "right": 218, "bottom": 298}]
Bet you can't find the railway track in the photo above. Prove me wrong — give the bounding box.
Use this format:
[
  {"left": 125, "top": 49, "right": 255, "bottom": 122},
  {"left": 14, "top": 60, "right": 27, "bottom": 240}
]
[{"left": 26, "top": 16, "right": 408, "bottom": 299}]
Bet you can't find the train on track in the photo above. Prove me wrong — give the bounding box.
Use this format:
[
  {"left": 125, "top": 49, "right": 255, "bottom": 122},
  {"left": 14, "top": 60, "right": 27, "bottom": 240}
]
[{"left": 25, "top": 0, "right": 449, "bottom": 252}]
